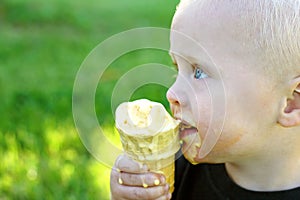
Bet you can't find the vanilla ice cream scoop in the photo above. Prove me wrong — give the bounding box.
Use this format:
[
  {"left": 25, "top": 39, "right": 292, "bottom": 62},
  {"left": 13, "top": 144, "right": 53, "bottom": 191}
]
[{"left": 115, "top": 99, "right": 180, "bottom": 193}]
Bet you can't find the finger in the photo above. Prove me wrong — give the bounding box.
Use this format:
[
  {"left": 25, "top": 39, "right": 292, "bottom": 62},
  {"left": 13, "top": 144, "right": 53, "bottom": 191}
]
[
  {"left": 115, "top": 154, "right": 149, "bottom": 173},
  {"left": 155, "top": 193, "right": 172, "bottom": 200},
  {"left": 117, "top": 184, "right": 169, "bottom": 200},
  {"left": 119, "top": 171, "right": 166, "bottom": 187},
  {"left": 110, "top": 157, "right": 170, "bottom": 200},
  {"left": 111, "top": 167, "right": 166, "bottom": 188}
]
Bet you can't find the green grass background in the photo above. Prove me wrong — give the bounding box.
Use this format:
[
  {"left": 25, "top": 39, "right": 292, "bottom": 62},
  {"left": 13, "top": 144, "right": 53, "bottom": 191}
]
[{"left": 0, "top": 0, "right": 179, "bottom": 199}]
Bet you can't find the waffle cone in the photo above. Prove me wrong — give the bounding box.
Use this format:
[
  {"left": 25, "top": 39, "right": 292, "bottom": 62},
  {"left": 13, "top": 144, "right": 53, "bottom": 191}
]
[{"left": 115, "top": 99, "right": 180, "bottom": 193}]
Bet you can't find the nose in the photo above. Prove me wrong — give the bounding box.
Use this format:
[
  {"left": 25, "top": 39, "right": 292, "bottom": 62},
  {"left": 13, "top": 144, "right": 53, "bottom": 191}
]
[
  {"left": 166, "top": 88, "right": 180, "bottom": 106},
  {"left": 166, "top": 86, "right": 184, "bottom": 118}
]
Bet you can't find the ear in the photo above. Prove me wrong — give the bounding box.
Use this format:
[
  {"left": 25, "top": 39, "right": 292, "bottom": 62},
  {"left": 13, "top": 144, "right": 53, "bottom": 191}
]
[{"left": 278, "top": 77, "right": 300, "bottom": 127}]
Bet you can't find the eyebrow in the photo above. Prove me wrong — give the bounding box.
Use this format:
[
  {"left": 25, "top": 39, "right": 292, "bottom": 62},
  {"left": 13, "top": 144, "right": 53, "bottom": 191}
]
[
  {"left": 170, "top": 51, "right": 216, "bottom": 74},
  {"left": 173, "top": 62, "right": 178, "bottom": 71},
  {"left": 170, "top": 52, "right": 204, "bottom": 70},
  {"left": 169, "top": 52, "right": 179, "bottom": 71}
]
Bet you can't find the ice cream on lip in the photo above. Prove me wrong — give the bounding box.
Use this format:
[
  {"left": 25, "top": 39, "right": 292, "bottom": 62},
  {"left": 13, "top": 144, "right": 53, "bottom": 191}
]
[{"left": 177, "top": 119, "right": 202, "bottom": 164}]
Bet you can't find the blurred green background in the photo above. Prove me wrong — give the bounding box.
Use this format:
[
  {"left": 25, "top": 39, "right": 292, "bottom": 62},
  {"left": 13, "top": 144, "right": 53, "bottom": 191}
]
[{"left": 0, "top": 0, "right": 179, "bottom": 199}]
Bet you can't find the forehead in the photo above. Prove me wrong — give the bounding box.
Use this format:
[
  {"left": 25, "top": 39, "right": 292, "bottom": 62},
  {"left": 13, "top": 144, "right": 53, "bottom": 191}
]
[
  {"left": 172, "top": 1, "right": 240, "bottom": 33},
  {"left": 171, "top": 1, "right": 246, "bottom": 48},
  {"left": 170, "top": 0, "right": 261, "bottom": 70},
  {"left": 169, "top": 3, "right": 217, "bottom": 64},
  {"left": 170, "top": 3, "right": 231, "bottom": 67}
]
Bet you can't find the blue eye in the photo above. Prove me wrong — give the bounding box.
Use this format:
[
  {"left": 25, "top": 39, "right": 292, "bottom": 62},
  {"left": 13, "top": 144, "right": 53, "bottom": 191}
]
[{"left": 194, "top": 68, "right": 208, "bottom": 79}]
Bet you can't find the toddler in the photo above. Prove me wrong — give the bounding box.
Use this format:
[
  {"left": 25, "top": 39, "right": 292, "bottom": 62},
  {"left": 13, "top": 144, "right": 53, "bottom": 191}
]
[{"left": 110, "top": 0, "right": 300, "bottom": 199}]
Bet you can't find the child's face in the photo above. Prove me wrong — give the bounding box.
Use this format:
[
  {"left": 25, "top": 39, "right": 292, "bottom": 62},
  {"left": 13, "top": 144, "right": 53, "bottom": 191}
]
[{"left": 167, "top": 2, "right": 280, "bottom": 163}]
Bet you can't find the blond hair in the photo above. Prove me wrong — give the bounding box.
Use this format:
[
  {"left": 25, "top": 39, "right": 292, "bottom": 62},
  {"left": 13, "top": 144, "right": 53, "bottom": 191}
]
[{"left": 176, "top": 0, "right": 300, "bottom": 82}]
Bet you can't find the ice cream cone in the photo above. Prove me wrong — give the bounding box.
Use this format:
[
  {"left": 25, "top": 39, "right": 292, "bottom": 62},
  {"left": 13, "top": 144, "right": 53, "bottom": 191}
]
[{"left": 115, "top": 99, "right": 180, "bottom": 193}]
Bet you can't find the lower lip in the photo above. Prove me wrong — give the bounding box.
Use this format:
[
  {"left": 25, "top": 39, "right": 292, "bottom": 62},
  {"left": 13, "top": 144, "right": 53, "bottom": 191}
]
[{"left": 180, "top": 128, "right": 198, "bottom": 139}]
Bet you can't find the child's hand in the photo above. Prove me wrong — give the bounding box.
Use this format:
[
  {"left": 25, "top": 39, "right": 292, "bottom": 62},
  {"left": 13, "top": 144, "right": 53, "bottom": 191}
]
[{"left": 110, "top": 155, "right": 171, "bottom": 200}]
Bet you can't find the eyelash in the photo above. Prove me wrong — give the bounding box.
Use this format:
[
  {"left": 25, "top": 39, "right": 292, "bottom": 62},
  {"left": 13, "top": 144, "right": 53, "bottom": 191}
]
[{"left": 194, "top": 66, "right": 208, "bottom": 79}]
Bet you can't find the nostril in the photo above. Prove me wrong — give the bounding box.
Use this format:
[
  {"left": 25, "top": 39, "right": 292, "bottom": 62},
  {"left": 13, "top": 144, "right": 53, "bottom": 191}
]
[
  {"left": 173, "top": 100, "right": 180, "bottom": 106},
  {"left": 166, "top": 89, "right": 180, "bottom": 106}
]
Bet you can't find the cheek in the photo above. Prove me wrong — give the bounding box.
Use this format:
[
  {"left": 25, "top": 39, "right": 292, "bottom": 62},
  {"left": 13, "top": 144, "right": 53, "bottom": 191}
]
[
  {"left": 228, "top": 73, "right": 275, "bottom": 117},
  {"left": 212, "top": 130, "right": 243, "bottom": 153},
  {"left": 211, "top": 89, "right": 272, "bottom": 156},
  {"left": 228, "top": 81, "right": 275, "bottom": 130},
  {"left": 190, "top": 86, "right": 212, "bottom": 130},
  {"left": 192, "top": 80, "right": 225, "bottom": 135}
]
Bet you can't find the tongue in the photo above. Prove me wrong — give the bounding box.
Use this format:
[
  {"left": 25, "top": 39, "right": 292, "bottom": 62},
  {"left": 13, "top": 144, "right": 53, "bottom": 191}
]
[
  {"left": 180, "top": 128, "right": 200, "bottom": 145},
  {"left": 181, "top": 128, "right": 197, "bottom": 136}
]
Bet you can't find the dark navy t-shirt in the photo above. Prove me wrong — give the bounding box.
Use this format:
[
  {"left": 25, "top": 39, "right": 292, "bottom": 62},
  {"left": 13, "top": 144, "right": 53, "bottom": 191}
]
[{"left": 172, "top": 156, "right": 300, "bottom": 200}]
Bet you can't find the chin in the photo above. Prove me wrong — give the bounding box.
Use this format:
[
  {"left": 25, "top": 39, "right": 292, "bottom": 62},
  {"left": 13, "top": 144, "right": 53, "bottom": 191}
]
[
  {"left": 182, "top": 146, "right": 225, "bottom": 164},
  {"left": 181, "top": 144, "right": 201, "bottom": 165}
]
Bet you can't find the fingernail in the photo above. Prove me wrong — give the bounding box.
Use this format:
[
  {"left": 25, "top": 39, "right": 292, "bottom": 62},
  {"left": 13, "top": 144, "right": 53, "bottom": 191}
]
[
  {"left": 142, "top": 163, "right": 149, "bottom": 171},
  {"left": 154, "top": 179, "right": 160, "bottom": 186},
  {"left": 165, "top": 184, "right": 170, "bottom": 193},
  {"left": 167, "top": 193, "right": 172, "bottom": 199},
  {"left": 138, "top": 162, "right": 144, "bottom": 169},
  {"left": 160, "top": 176, "right": 166, "bottom": 184}
]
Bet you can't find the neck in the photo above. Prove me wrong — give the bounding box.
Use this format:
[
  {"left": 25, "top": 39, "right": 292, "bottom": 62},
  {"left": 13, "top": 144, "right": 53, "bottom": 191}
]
[{"left": 225, "top": 145, "right": 300, "bottom": 192}]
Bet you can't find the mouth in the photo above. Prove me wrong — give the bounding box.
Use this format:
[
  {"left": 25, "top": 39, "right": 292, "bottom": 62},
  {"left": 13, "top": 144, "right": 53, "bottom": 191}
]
[
  {"left": 178, "top": 121, "right": 202, "bottom": 163},
  {"left": 179, "top": 122, "right": 200, "bottom": 146},
  {"left": 179, "top": 121, "right": 199, "bottom": 140}
]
